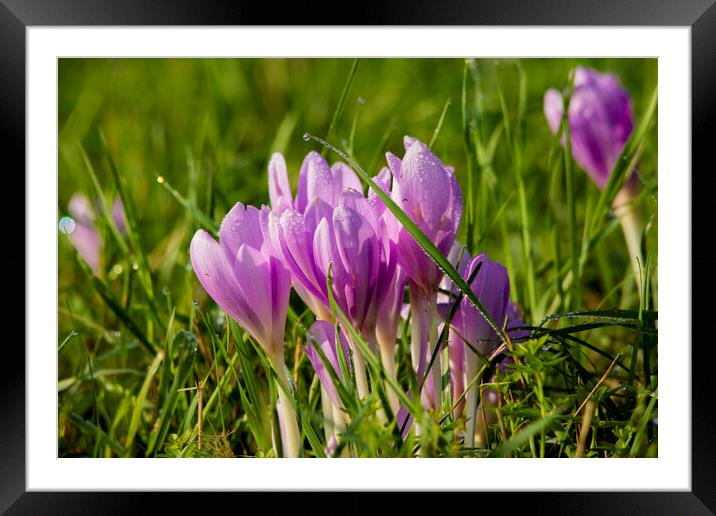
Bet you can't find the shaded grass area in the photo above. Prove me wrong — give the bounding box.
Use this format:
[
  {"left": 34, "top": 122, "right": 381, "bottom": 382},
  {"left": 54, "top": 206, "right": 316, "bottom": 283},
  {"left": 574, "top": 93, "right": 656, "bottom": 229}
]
[{"left": 58, "top": 58, "right": 658, "bottom": 458}]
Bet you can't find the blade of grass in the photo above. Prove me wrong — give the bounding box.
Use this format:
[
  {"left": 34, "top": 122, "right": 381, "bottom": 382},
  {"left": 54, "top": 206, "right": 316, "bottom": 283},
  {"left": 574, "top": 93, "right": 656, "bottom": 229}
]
[
  {"left": 124, "top": 349, "right": 165, "bottom": 454},
  {"left": 322, "top": 58, "right": 359, "bottom": 159}
]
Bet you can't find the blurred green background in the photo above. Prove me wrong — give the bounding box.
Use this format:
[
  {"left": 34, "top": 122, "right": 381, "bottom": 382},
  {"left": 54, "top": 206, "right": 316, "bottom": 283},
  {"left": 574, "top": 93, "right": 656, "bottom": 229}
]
[
  {"left": 59, "top": 58, "right": 657, "bottom": 310},
  {"left": 57, "top": 58, "right": 657, "bottom": 457}
]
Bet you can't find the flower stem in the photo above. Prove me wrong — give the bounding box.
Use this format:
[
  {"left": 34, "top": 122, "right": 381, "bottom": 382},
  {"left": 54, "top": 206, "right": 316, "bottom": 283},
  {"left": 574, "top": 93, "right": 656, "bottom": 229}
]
[
  {"left": 613, "top": 187, "right": 643, "bottom": 298},
  {"left": 464, "top": 354, "right": 479, "bottom": 449},
  {"left": 271, "top": 355, "right": 301, "bottom": 458}
]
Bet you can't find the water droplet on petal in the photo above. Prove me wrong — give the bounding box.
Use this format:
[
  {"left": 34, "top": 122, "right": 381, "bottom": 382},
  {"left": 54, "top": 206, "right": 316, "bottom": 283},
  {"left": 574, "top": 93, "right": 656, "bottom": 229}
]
[{"left": 58, "top": 216, "right": 76, "bottom": 234}]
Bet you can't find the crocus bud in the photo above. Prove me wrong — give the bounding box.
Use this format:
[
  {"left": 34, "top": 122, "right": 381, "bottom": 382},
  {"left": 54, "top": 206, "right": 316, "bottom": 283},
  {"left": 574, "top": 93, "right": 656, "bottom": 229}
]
[{"left": 544, "top": 66, "right": 635, "bottom": 191}]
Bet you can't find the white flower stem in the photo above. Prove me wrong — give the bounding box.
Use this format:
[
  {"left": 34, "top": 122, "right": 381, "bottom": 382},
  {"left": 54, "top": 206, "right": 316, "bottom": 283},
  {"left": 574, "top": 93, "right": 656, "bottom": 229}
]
[
  {"left": 464, "top": 354, "right": 478, "bottom": 449},
  {"left": 320, "top": 387, "right": 334, "bottom": 441},
  {"left": 270, "top": 354, "right": 301, "bottom": 458},
  {"left": 347, "top": 334, "right": 370, "bottom": 400},
  {"left": 377, "top": 337, "right": 400, "bottom": 416},
  {"left": 613, "top": 187, "right": 643, "bottom": 297}
]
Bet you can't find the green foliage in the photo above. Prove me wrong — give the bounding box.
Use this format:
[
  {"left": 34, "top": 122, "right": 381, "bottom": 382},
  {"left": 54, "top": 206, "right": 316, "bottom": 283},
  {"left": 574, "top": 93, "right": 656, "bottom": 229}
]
[{"left": 58, "top": 58, "right": 658, "bottom": 458}]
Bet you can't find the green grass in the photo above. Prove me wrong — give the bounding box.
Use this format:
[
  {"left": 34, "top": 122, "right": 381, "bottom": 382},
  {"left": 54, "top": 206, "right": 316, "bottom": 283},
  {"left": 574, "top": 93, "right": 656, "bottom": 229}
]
[{"left": 58, "top": 58, "right": 658, "bottom": 458}]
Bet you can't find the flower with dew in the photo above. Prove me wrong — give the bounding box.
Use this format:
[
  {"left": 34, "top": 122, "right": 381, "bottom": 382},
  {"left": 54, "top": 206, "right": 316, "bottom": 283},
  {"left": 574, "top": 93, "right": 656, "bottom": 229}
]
[
  {"left": 385, "top": 136, "right": 462, "bottom": 411},
  {"left": 544, "top": 66, "right": 643, "bottom": 293},
  {"left": 63, "top": 193, "right": 126, "bottom": 275},
  {"left": 189, "top": 202, "right": 300, "bottom": 457}
]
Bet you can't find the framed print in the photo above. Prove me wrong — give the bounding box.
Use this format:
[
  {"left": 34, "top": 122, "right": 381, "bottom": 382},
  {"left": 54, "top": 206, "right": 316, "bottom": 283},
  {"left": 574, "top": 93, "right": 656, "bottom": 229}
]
[{"left": 3, "top": 0, "right": 713, "bottom": 513}]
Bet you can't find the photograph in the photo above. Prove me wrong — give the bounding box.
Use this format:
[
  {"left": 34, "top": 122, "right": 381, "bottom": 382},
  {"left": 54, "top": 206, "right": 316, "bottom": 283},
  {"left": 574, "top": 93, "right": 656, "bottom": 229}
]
[{"left": 57, "top": 57, "right": 658, "bottom": 459}]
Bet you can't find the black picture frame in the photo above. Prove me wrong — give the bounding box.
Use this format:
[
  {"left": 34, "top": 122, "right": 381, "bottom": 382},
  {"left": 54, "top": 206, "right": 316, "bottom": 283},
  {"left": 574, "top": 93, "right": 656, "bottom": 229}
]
[{"left": 3, "top": 1, "right": 712, "bottom": 513}]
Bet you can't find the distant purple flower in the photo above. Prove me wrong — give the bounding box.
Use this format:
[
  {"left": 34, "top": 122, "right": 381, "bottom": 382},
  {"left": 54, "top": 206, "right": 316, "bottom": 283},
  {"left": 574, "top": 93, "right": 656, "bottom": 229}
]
[
  {"left": 190, "top": 202, "right": 290, "bottom": 359},
  {"left": 66, "top": 194, "right": 102, "bottom": 274},
  {"left": 544, "top": 66, "right": 636, "bottom": 191},
  {"left": 64, "top": 194, "right": 127, "bottom": 275}
]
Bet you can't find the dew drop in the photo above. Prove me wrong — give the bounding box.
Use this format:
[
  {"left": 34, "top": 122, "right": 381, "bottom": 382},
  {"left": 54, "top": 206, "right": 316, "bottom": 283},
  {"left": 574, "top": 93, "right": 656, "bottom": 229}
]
[
  {"left": 192, "top": 299, "right": 199, "bottom": 306},
  {"left": 358, "top": 97, "right": 366, "bottom": 105},
  {"left": 132, "top": 262, "right": 139, "bottom": 271},
  {"left": 113, "top": 331, "right": 121, "bottom": 338},
  {"left": 302, "top": 133, "right": 310, "bottom": 141},
  {"left": 157, "top": 176, "right": 165, "bottom": 184},
  {"left": 58, "top": 216, "right": 76, "bottom": 235},
  {"left": 111, "top": 263, "right": 124, "bottom": 275},
  {"left": 162, "top": 287, "right": 170, "bottom": 296}
]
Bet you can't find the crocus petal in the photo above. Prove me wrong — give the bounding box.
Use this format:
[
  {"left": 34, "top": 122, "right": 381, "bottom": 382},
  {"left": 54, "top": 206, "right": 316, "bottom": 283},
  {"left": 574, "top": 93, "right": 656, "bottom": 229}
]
[
  {"left": 268, "top": 255, "right": 291, "bottom": 353},
  {"left": 219, "top": 202, "right": 263, "bottom": 259},
  {"left": 331, "top": 162, "right": 363, "bottom": 201},
  {"left": 69, "top": 223, "right": 101, "bottom": 275},
  {"left": 275, "top": 208, "right": 327, "bottom": 305},
  {"left": 190, "top": 230, "right": 264, "bottom": 345},
  {"left": 403, "top": 135, "right": 418, "bottom": 151},
  {"left": 399, "top": 139, "right": 452, "bottom": 234},
  {"left": 233, "top": 244, "right": 273, "bottom": 346},
  {"left": 333, "top": 205, "right": 380, "bottom": 328},
  {"left": 295, "top": 151, "right": 334, "bottom": 212},
  {"left": 268, "top": 152, "right": 293, "bottom": 212},
  {"left": 305, "top": 320, "right": 349, "bottom": 408},
  {"left": 385, "top": 152, "right": 402, "bottom": 181},
  {"left": 68, "top": 193, "right": 95, "bottom": 226},
  {"left": 458, "top": 253, "right": 511, "bottom": 355}
]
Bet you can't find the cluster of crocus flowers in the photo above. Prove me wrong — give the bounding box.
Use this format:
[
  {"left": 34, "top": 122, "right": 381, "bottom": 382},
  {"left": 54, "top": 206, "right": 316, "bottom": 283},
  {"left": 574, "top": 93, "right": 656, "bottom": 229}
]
[
  {"left": 190, "top": 136, "right": 522, "bottom": 456},
  {"left": 544, "top": 66, "right": 643, "bottom": 293},
  {"left": 61, "top": 193, "right": 126, "bottom": 275}
]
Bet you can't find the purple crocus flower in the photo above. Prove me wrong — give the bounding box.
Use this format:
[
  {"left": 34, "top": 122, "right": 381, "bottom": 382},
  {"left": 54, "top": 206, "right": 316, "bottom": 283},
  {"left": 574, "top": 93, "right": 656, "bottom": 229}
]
[
  {"left": 545, "top": 67, "right": 644, "bottom": 294},
  {"left": 450, "top": 253, "right": 510, "bottom": 448},
  {"left": 544, "top": 66, "right": 636, "bottom": 191},
  {"left": 189, "top": 202, "right": 300, "bottom": 457},
  {"left": 385, "top": 136, "right": 462, "bottom": 411}
]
